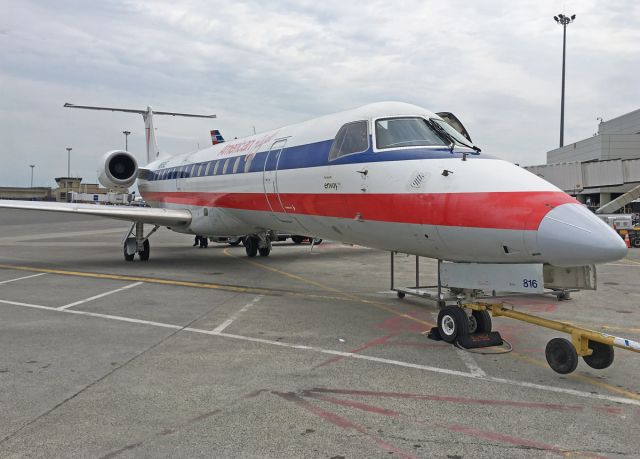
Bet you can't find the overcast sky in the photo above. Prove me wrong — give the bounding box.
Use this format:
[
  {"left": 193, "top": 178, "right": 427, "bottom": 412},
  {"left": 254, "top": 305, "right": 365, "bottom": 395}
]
[{"left": 1, "top": 0, "right": 638, "bottom": 188}]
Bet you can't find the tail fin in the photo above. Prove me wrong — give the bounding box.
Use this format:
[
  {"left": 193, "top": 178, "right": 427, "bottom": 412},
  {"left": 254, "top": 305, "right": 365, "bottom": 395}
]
[
  {"left": 210, "top": 129, "right": 225, "bottom": 145},
  {"left": 64, "top": 103, "right": 217, "bottom": 164},
  {"left": 143, "top": 106, "right": 160, "bottom": 162}
]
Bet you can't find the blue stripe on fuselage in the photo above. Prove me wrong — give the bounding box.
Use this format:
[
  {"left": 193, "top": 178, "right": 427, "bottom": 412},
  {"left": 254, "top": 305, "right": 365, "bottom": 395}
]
[{"left": 142, "top": 138, "right": 488, "bottom": 181}]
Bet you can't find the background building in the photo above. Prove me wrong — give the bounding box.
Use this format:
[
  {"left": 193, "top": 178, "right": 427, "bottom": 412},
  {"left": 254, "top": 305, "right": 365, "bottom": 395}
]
[{"left": 525, "top": 108, "right": 640, "bottom": 212}]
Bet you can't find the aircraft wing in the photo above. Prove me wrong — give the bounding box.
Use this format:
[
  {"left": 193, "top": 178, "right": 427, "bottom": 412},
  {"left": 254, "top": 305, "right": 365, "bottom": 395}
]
[{"left": 0, "top": 200, "right": 191, "bottom": 226}]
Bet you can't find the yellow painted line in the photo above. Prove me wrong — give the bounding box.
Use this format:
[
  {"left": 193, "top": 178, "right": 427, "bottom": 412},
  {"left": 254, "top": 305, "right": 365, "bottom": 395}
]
[
  {"left": 0, "top": 264, "right": 347, "bottom": 302},
  {"left": 511, "top": 351, "right": 640, "bottom": 401},
  {"left": 223, "top": 249, "right": 435, "bottom": 328}
]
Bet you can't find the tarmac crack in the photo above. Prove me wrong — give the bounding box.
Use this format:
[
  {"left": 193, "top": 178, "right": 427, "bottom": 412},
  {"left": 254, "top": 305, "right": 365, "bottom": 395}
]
[{"left": 0, "top": 292, "right": 243, "bottom": 449}]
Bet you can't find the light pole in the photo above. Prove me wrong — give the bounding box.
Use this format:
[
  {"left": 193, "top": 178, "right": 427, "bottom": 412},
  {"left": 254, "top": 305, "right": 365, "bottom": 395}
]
[
  {"left": 554, "top": 13, "right": 576, "bottom": 148},
  {"left": 123, "top": 130, "right": 131, "bottom": 150},
  {"left": 29, "top": 165, "right": 35, "bottom": 188},
  {"left": 66, "top": 147, "right": 72, "bottom": 177}
]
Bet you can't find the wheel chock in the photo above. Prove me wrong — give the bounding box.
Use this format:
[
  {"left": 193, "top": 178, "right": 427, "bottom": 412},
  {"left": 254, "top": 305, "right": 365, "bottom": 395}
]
[{"left": 457, "top": 332, "right": 504, "bottom": 349}]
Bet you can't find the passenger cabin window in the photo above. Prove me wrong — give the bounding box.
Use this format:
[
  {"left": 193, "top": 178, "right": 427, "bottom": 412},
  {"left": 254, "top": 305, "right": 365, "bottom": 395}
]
[
  {"left": 244, "top": 154, "right": 254, "bottom": 173},
  {"left": 329, "top": 121, "right": 369, "bottom": 161},
  {"left": 375, "top": 117, "right": 446, "bottom": 149}
]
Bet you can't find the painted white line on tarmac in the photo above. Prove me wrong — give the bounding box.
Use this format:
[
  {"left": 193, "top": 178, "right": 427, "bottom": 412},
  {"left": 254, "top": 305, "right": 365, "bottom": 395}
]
[
  {"left": 212, "top": 295, "right": 263, "bottom": 333},
  {"left": 0, "top": 273, "right": 47, "bottom": 285},
  {"left": 1, "top": 297, "right": 639, "bottom": 407},
  {"left": 456, "top": 348, "right": 486, "bottom": 377},
  {"left": 0, "top": 298, "right": 56, "bottom": 310},
  {"left": 58, "top": 282, "right": 144, "bottom": 310}
]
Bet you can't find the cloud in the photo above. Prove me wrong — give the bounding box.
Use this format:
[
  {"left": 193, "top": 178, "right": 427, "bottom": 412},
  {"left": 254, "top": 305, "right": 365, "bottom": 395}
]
[{"left": 0, "top": 0, "right": 638, "bottom": 187}]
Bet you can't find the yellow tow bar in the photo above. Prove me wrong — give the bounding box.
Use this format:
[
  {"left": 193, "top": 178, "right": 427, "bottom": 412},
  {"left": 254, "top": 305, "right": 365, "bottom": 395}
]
[{"left": 464, "top": 302, "right": 640, "bottom": 374}]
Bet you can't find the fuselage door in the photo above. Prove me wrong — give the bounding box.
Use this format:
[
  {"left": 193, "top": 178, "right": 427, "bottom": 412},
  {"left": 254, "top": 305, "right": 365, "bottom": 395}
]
[{"left": 263, "top": 138, "right": 293, "bottom": 223}]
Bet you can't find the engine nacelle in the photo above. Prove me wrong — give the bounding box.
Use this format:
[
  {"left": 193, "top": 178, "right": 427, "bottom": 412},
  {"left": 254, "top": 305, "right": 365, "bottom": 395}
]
[{"left": 97, "top": 150, "right": 138, "bottom": 189}]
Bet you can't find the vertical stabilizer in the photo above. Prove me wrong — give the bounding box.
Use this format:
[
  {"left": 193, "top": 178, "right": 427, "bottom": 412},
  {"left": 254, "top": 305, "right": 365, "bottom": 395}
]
[
  {"left": 210, "top": 129, "right": 225, "bottom": 145},
  {"left": 143, "top": 106, "right": 160, "bottom": 163}
]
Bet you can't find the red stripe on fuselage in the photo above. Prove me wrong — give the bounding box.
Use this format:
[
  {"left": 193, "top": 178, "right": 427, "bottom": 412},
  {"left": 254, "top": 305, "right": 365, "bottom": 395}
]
[{"left": 141, "top": 191, "right": 577, "bottom": 230}]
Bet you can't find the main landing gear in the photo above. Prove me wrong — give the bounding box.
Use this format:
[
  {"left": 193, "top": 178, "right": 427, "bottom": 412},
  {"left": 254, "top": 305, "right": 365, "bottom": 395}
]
[
  {"left": 244, "top": 233, "right": 272, "bottom": 258},
  {"left": 123, "top": 222, "right": 159, "bottom": 262}
]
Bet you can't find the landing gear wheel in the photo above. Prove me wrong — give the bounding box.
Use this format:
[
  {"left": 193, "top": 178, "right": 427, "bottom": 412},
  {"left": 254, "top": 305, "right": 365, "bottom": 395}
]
[
  {"left": 124, "top": 244, "right": 134, "bottom": 262},
  {"left": 545, "top": 338, "right": 578, "bottom": 374},
  {"left": 138, "top": 239, "right": 150, "bottom": 261},
  {"left": 245, "top": 237, "right": 259, "bottom": 257},
  {"left": 468, "top": 310, "right": 492, "bottom": 334},
  {"left": 228, "top": 238, "right": 241, "bottom": 246},
  {"left": 633, "top": 238, "right": 640, "bottom": 248},
  {"left": 583, "top": 340, "right": 615, "bottom": 369},
  {"left": 291, "top": 236, "right": 304, "bottom": 244},
  {"left": 258, "top": 246, "right": 271, "bottom": 257},
  {"left": 437, "top": 306, "right": 469, "bottom": 343},
  {"left": 396, "top": 291, "right": 405, "bottom": 299}
]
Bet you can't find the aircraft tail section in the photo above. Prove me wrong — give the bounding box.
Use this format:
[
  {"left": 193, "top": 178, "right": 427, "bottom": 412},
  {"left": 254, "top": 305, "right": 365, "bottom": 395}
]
[
  {"left": 143, "top": 107, "right": 160, "bottom": 162},
  {"left": 64, "top": 103, "right": 217, "bottom": 164},
  {"left": 211, "top": 129, "right": 225, "bottom": 145}
]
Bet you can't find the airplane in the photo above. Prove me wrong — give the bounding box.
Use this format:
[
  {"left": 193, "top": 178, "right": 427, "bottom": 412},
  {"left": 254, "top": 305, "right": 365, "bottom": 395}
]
[{"left": 0, "top": 101, "right": 629, "bottom": 373}]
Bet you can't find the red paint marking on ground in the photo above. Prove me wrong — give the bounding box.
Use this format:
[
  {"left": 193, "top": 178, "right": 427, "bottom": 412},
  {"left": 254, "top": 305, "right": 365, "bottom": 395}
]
[
  {"left": 274, "top": 391, "right": 417, "bottom": 459},
  {"left": 308, "top": 388, "right": 582, "bottom": 412},
  {"left": 304, "top": 393, "right": 400, "bottom": 417},
  {"left": 374, "top": 315, "right": 428, "bottom": 333},
  {"left": 244, "top": 389, "right": 268, "bottom": 398},
  {"left": 390, "top": 340, "right": 450, "bottom": 349},
  {"left": 189, "top": 409, "right": 222, "bottom": 423},
  {"left": 593, "top": 406, "right": 625, "bottom": 416},
  {"left": 438, "top": 423, "right": 607, "bottom": 459},
  {"left": 312, "top": 334, "right": 396, "bottom": 369}
]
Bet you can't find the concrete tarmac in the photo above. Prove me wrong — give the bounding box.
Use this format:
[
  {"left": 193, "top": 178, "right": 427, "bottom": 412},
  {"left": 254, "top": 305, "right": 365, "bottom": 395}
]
[{"left": 0, "top": 208, "right": 639, "bottom": 458}]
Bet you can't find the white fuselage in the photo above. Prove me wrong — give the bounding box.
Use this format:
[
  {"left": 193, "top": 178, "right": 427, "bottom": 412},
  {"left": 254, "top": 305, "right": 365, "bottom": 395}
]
[{"left": 138, "top": 102, "right": 626, "bottom": 267}]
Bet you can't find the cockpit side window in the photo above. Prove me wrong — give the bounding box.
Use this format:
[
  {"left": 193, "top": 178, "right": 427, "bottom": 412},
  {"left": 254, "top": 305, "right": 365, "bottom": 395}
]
[
  {"left": 328, "top": 120, "right": 369, "bottom": 161},
  {"left": 375, "top": 117, "right": 447, "bottom": 149}
]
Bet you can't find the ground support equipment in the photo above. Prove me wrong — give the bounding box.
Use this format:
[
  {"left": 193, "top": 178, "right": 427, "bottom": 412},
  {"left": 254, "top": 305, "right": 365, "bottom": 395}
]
[{"left": 465, "top": 302, "right": 640, "bottom": 374}]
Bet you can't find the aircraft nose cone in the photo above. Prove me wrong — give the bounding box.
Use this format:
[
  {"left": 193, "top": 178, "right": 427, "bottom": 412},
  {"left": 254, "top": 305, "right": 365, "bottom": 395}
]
[{"left": 538, "top": 203, "right": 628, "bottom": 266}]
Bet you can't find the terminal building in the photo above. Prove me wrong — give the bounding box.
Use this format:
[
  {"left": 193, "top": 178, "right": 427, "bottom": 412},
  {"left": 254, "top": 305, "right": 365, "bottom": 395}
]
[
  {"left": 524, "top": 108, "right": 640, "bottom": 213},
  {"left": 0, "top": 177, "right": 130, "bottom": 204}
]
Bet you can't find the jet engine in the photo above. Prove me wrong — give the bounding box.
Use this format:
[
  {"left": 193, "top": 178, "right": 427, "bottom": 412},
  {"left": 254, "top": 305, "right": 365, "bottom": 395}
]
[{"left": 97, "top": 150, "right": 138, "bottom": 189}]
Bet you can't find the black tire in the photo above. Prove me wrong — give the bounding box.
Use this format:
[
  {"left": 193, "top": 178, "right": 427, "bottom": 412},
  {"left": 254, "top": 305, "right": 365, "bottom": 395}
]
[
  {"left": 228, "top": 238, "right": 241, "bottom": 246},
  {"left": 583, "top": 340, "right": 615, "bottom": 369},
  {"left": 139, "top": 239, "right": 150, "bottom": 261},
  {"left": 396, "top": 291, "right": 405, "bottom": 299},
  {"left": 469, "top": 310, "right": 492, "bottom": 334},
  {"left": 291, "top": 235, "right": 304, "bottom": 244},
  {"left": 312, "top": 238, "right": 323, "bottom": 245},
  {"left": 545, "top": 338, "right": 578, "bottom": 374},
  {"left": 245, "top": 236, "right": 258, "bottom": 257},
  {"left": 633, "top": 238, "right": 640, "bottom": 248},
  {"left": 124, "top": 244, "right": 134, "bottom": 262},
  {"left": 258, "top": 246, "right": 271, "bottom": 257},
  {"left": 437, "top": 306, "right": 469, "bottom": 343}
]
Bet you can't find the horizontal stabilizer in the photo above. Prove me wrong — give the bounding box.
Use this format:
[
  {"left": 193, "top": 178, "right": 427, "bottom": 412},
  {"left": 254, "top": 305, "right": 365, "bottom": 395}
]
[
  {"left": 0, "top": 200, "right": 191, "bottom": 227},
  {"left": 63, "top": 103, "right": 216, "bottom": 118}
]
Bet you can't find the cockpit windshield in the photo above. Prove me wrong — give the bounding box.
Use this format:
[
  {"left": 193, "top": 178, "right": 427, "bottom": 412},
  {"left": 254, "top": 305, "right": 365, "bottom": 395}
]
[{"left": 375, "top": 117, "right": 447, "bottom": 149}]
